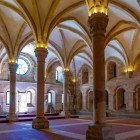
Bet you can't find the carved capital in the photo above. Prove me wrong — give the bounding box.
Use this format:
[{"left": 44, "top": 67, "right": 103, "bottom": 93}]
[
  {"left": 88, "top": 13, "right": 109, "bottom": 36},
  {"left": 9, "top": 63, "right": 18, "bottom": 73},
  {"left": 35, "top": 48, "right": 48, "bottom": 62}
]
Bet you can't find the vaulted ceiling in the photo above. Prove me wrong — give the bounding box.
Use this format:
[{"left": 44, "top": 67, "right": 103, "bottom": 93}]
[{"left": 0, "top": 0, "right": 140, "bottom": 72}]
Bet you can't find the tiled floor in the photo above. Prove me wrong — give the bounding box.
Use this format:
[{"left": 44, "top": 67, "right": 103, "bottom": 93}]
[{"left": 0, "top": 117, "right": 140, "bottom": 140}]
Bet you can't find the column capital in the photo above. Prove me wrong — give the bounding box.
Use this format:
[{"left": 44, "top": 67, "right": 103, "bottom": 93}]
[
  {"left": 64, "top": 68, "right": 69, "bottom": 76},
  {"left": 88, "top": 13, "right": 109, "bottom": 36},
  {"left": 64, "top": 68, "right": 69, "bottom": 72},
  {"left": 8, "top": 62, "right": 18, "bottom": 73},
  {"left": 86, "top": 0, "right": 108, "bottom": 16},
  {"left": 35, "top": 47, "right": 48, "bottom": 61}
]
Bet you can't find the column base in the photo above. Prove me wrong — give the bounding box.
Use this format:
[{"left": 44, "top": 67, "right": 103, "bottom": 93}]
[
  {"left": 6, "top": 113, "right": 18, "bottom": 122},
  {"left": 32, "top": 117, "right": 49, "bottom": 129},
  {"left": 86, "top": 123, "right": 115, "bottom": 140},
  {"left": 61, "top": 111, "right": 71, "bottom": 118}
]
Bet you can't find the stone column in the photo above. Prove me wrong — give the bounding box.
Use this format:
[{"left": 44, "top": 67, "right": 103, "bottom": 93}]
[
  {"left": 86, "top": 13, "right": 115, "bottom": 139},
  {"left": 32, "top": 47, "right": 49, "bottom": 129},
  {"left": 80, "top": 85, "right": 89, "bottom": 113},
  {"left": 6, "top": 62, "right": 18, "bottom": 121},
  {"left": 61, "top": 70, "right": 70, "bottom": 118}
]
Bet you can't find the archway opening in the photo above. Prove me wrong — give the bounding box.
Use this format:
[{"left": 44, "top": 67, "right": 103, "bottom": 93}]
[
  {"left": 18, "top": 88, "right": 36, "bottom": 113},
  {"left": 115, "top": 88, "right": 126, "bottom": 110},
  {"left": 45, "top": 90, "right": 56, "bottom": 113}
]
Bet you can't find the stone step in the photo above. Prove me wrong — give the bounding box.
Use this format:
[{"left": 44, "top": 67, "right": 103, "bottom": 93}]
[
  {"left": 0, "top": 115, "right": 79, "bottom": 123},
  {"left": 0, "top": 113, "right": 59, "bottom": 118}
]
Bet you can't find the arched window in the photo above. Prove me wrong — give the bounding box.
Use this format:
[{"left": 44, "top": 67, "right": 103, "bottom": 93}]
[
  {"left": 26, "top": 89, "right": 36, "bottom": 106},
  {"left": 107, "top": 61, "right": 117, "bottom": 80},
  {"left": 16, "top": 58, "right": 29, "bottom": 75},
  {"left": 56, "top": 66, "right": 63, "bottom": 83},
  {"left": 48, "top": 92, "right": 52, "bottom": 103},
  {"left": 6, "top": 91, "right": 10, "bottom": 105},
  {"left": 27, "top": 91, "right": 32, "bottom": 104},
  {"left": 62, "top": 93, "right": 64, "bottom": 104}
]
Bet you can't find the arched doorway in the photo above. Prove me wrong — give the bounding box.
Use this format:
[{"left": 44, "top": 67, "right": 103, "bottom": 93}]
[
  {"left": 26, "top": 89, "right": 36, "bottom": 113},
  {"left": 115, "top": 88, "right": 126, "bottom": 110},
  {"left": 18, "top": 88, "right": 36, "bottom": 113},
  {"left": 45, "top": 90, "right": 56, "bottom": 113}
]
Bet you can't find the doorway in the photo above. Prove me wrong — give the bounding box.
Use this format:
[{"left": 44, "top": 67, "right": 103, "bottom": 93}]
[
  {"left": 115, "top": 88, "right": 126, "bottom": 110},
  {"left": 18, "top": 93, "right": 27, "bottom": 113}
]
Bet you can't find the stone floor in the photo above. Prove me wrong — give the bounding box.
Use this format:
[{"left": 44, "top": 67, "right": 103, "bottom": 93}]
[{"left": 0, "top": 117, "right": 140, "bottom": 140}]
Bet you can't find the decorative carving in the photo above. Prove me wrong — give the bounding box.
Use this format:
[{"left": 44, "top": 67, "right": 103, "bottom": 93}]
[
  {"left": 88, "top": 13, "right": 109, "bottom": 35},
  {"left": 86, "top": 0, "right": 108, "bottom": 15},
  {"left": 35, "top": 48, "right": 48, "bottom": 62},
  {"left": 8, "top": 63, "right": 18, "bottom": 73}
]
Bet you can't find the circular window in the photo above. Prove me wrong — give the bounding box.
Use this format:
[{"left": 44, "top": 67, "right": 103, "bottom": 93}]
[{"left": 16, "top": 59, "right": 29, "bottom": 75}]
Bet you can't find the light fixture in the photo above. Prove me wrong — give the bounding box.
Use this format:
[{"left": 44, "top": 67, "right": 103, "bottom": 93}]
[
  {"left": 85, "top": 0, "right": 108, "bottom": 16},
  {"left": 9, "top": 58, "right": 15, "bottom": 63},
  {"left": 124, "top": 65, "right": 134, "bottom": 78},
  {"left": 64, "top": 68, "right": 69, "bottom": 72},
  {"left": 72, "top": 78, "right": 76, "bottom": 83},
  {"left": 36, "top": 42, "right": 47, "bottom": 48},
  {"left": 124, "top": 65, "right": 134, "bottom": 73}
]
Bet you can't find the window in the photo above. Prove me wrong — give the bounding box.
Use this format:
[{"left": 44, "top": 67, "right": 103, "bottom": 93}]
[
  {"left": 48, "top": 92, "right": 52, "bottom": 103},
  {"left": 62, "top": 93, "right": 64, "bottom": 103},
  {"left": 107, "top": 61, "right": 117, "bottom": 80},
  {"left": 26, "top": 89, "right": 36, "bottom": 106},
  {"left": 16, "top": 58, "right": 29, "bottom": 75},
  {"left": 27, "top": 91, "right": 32, "bottom": 104},
  {"left": 6, "top": 91, "right": 10, "bottom": 105},
  {"left": 82, "top": 68, "right": 89, "bottom": 84},
  {"left": 56, "top": 66, "right": 63, "bottom": 83}
]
